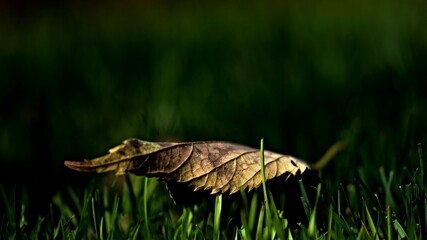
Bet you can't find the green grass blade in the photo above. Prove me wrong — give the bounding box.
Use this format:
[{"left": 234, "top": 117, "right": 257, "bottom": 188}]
[
  {"left": 213, "top": 194, "right": 222, "bottom": 240},
  {"left": 239, "top": 188, "right": 256, "bottom": 239},
  {"left": 107, "top": 195, "right": 119, "bottom": 240},
  {"left": 308, "top": 184, "right": 321, "bottom": 238},
  {"left": 237, "top": 190, "right": 258, "bottom": 240},
  {"left": 0, "top": 185, "right": 15, "bottom": 229},
  {"left": 143, "top": 177, "right": 151, "bottom": 239},
  {"left": 268, "top": 191, "right": 286, "bottom": 240},
  {"left": 379, "top": 167, "right": 396, "bottom": 209},
  {"left": 240, "top": 211, "right": 250, "bottom": 240},
  {"left": 256, "top": 205, "right": 265, "bottom": 240},
  {"left": 125, "top": 175, "right": 138, "bottom": 219},
  {"left": 131, "top": 223, "right": 141, "bottom": 240},
  {"left": 418, "top": 143, "right": 424, "bottom": 187},
  {"left": 260, "top": 139, "right": 270, "bottom": 217},
  {"left": 327, "top": 204, "right": 333, "bottom": 240},
  {"left": 386, "top": 206, "right": 391, "bottom": 240},
  {"left": 417, "top": 143, "right": 426, "bottom": 237},
  {"left": 299, "top": 179, "right": 311, "bottom": 222},
  {"left": 75, "top": 190, "right": 91, "bottom": 240},
  {"left": 91, "top": 196, "right": 99, "bottom": 238},
  {"left": 239, "top": 226, "right": 249, "bottom": 240},
  {"left": 235, "top": 227, "right": 241, "bottom": 240},
  {"left": 393, "top": 219, "right": 408, "bottom": 239},
  {"left": 30, "top": 216, "right": 44, "bottom": 240},
  {"left": 58, "top": 218, "right": 65, "bottom": 240},
  {"left": 53, "top": 218, "right": 61, "bottom": 239},
  {"left": 259, "top": 138, "right": 272, "bottom": 239},
  {"left": 356, "top": 225, "right": 365, "bottom": 240},
  {"left": 248, "top": 192, "right": 258, "bottom": 232},
  {"left": 363, "top": 199, "right": 378, "bottom": 240},
  {"left": 99, "top": 216, "right": 104, "bottom": 240},
  {"left": 337, "top": 187, "right": 341, "bottom": 218}
]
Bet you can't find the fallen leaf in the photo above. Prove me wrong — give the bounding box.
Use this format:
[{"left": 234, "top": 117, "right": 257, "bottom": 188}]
[{"left": 64, "top": 138, "right": 309, "bottom": 195}]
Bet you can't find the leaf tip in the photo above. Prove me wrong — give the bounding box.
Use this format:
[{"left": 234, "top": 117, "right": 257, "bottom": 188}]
[{"left": 64, "top": 160, "right": 89, "bottom": 172}]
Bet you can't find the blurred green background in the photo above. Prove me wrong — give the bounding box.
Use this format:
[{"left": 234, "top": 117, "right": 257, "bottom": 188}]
[{"left": 1, "top": 0, "right": 427, "bottom": 220}]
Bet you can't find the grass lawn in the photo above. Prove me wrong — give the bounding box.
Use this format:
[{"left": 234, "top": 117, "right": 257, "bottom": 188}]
[{"left": 1, "top": 139, "right": 425, "bottom": 239}]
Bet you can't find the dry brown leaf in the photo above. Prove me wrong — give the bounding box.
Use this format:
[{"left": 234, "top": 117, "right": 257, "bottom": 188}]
[{"left": 64, "top": 138, "right": 309, "bottom": 195}]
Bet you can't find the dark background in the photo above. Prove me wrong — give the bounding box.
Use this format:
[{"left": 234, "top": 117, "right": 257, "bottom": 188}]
[{"left": 1, "top": 0, "right": 427, "bottom": 222}]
